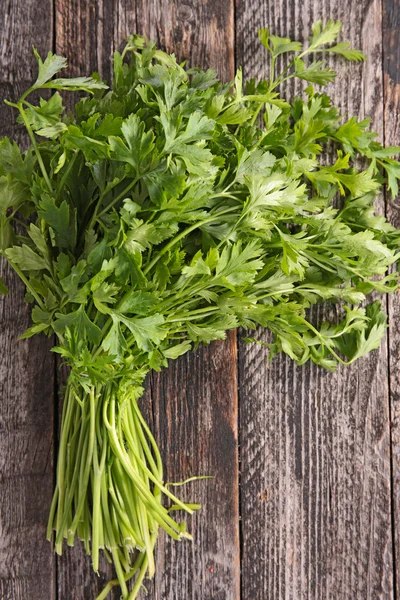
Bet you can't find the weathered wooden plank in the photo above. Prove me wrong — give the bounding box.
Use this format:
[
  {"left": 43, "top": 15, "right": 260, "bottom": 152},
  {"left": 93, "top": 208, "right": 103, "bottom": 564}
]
[
  {"left": 236, "top": 1, "right": 394, "bottom": 598},
  {"left": 383, "top": 0, "right": 400, "bottom": 595},
  {"left": 0, "top": 1, "right": 56, "bottom": 599},
  {"left": 146, "top": 338, "right": 239, "bottom": 600},
  {"left": 55, "top": 2, "right": 239, "bottom": 599},
  {"left": 56, "top": 0, "right": 116, "bottom": 87}
]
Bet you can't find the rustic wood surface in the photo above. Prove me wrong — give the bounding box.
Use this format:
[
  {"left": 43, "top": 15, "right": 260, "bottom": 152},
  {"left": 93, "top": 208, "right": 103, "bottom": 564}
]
[
  {"left": 385, "top": 0, "right": 400, "bottom": 597},
  {"left": 0, "top": 1, "right": 399, "bottom": 599},
  {"left": 0, "top": 2, "right": 56, "bottom": 599},
  {"left": 237, "top": 2, "right": 394, "bottom": 599}
]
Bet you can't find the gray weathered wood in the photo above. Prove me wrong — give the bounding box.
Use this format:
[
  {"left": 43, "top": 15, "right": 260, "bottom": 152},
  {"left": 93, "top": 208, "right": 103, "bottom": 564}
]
[
  {"left": 54, "top": 1, "right": 239, "bottom": 599},
  {"left": 146, "top": 338, "right": 239, "bottom": 600},
  {"left": 0, "top": 1, "right": 56, "bottom": 599},
  {"left": 236, "top": 1, "right": 394, "bottom": 598},
  {"left": 383, "top": 0, "right": 400, "bottom": 595}
]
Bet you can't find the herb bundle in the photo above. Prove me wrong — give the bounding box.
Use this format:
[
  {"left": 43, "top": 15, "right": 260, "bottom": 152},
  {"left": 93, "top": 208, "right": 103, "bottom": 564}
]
[{"left": 1, "top": 20, "right": 400, "bottom": 599}]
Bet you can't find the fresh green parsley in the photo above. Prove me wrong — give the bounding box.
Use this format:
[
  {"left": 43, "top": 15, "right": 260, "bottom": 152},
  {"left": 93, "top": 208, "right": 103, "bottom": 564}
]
[{"left": 1, "top": 20, "right": 399, "bottom": 599}]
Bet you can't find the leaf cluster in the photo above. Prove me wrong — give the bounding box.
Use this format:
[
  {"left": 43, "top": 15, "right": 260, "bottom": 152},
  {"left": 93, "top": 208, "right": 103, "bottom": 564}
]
[{"left": 1, "top": 21, "right": 399, "bottom": 384}]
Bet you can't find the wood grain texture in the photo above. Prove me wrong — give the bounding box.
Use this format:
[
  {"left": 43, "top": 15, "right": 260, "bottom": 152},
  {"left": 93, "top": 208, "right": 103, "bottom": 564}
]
[
  {"left": 54, "top": 1, "right": 238, "bottom": 599},
  {"left": 55, "top": 0, "right": 116, "bottom": 86},
  {"left": 236, "top": 1, "right": 394, "bottom": 598},
  {"left": 0, "top": 1, "right": 56, "bottom": 599},
  {"left": 146, "top": 338, "right": 239, "bottom": 600},
  {"left": 383, "top": 0, "right": 400, "bottom": 595}
]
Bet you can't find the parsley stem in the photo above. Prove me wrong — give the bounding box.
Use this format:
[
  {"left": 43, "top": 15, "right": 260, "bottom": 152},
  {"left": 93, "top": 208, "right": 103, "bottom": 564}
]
[
  {"left": 64, "top": 386, "right": 96, "bottom": 540},
  {"left": 56, "top": 150, "right": 79, "bottom": 197},
  {"left": 167, "top": 306, "right": 220, "bottom": 322},
  {"left": 250, "top": 103, "right": 263, "bottom": 127},
  {"left": 298, "top": 317, "right": 351, "bottom": 365},
  {"left": 56, "top": 399, "right": 89, "bottom": 545},
  {"left": 127, "top": 541, "right": 156, "bottom": 600},
  {"left": 111, "top": 397, "right": 192, "bottom": 513},
  {"left": 96, "top": 532, "right": 158, "bottom": 600},
  {"left": 132, "top": 400, "right": 163, "bottom": 476},
  {"left": 111, "top": 548, "right": 129, "bottom": 598},
  {"left": 93, "top": 175, "right": 141, "bottom": 225},
  {"left": 54, "top": 383, "right": 76, "bottom": 553},
  {"left": 269, "top": 46, "right": 311, "bottom": 91},
  {"left": 270, "top": 56, "right": 276, "bottom": 82},
  {"left": 143, "top": 207, "right": 237, "bottom": 275},
  {"left": 17, "top": 103, "right": 53, "bottom": 193},
  {"left": 2, "top": 256, "right": 46, "bottom": 310},
  {"left": 103, "top": 395, "right": 192, "bottom": 531},
  {"left": 92, "top": 408, "right": 107, "bottom": 573}
]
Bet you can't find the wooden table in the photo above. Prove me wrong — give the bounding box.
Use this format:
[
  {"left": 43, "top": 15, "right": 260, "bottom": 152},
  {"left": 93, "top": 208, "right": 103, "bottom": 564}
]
[{"left": 1, "top": 0, "right": 399, "bottom": 598}]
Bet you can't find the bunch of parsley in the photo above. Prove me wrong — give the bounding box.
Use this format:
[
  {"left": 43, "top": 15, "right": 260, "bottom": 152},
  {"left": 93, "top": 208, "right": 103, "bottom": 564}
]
[{"left": 1, "top": 20, "right": 400, "bottom": 599}]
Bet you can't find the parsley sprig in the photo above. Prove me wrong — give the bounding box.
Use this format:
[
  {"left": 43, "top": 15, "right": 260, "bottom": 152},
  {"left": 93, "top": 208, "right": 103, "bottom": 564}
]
[{"left": 1, "top": 21, "right": 399, "bottom": 599}]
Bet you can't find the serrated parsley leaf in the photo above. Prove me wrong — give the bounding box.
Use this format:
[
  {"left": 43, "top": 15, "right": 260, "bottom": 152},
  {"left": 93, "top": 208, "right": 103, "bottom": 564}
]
[
  {"left": 236, "top": 147, "right": 276, "bottom": 181},
  {"left": 118, "top": 313, "right": 166, "bottom": 351},
  {"left": 5, "top": 244, "right": 49, "bottom": 271},
  {"left": 324, "top": 41, "right": 365, "bottom": 62},
  {"left": 21, "top": 93, "right": 64, "bottom": 130},
  {"left": 294, "top": 59, "right": 337, "bottom": 85},
  {"left": 109, "top": 113, "right": 154, "bottom": 172},
  {"left": 33, "top": 48, "right": 68, "bottom": 87},
  {"left": 36, "top": 122, "right": 68, "bottom": 138},
  {"left": 118, "top": 291, "right": 158, "bottom": 315},
  {"left": 0, "top": 176, "right": 28, "bottom": 215},
  {"left": 165, "top": 112, "right": 214, "bottom": 152},
  {"left": 335, "top": 301, "right": 387, "bottom": 362},
  {"left": 308, "top": 20, "right": 343, "bottom": 50},
  {"left": 0, "top": 139, "right": 34, "bottom": 184},
  {"left": 38, "top": 194, "right": 77, "bottom": 250},
  {"left": 269, "top": 35, "right": 302, "bottom": 57},
  {"left": 102, "top": 315, "right": 127, "bottom": 358},
  {"left": 42, "top": 76, "right": 108, "bottom": 93},
  {"left": 187, "top": 316, "right": 238, "bottom": 343},
  {"left": 215, "top": 241, "right": 264, "bottom": 287},
  {"left": 163, "top": 340, "right": 192, "bottom": 359},
  {"left": 380, "top": 159, "right": 400, "bottom": 197},
  {"left": 54, "top": 305, "right": 102, "bottom": 344}
]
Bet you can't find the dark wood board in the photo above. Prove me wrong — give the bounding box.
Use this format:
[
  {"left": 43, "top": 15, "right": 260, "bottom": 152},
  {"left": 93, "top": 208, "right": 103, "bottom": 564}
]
[
  {"left": 0, "top": 1, "right": 56, "bottom": 599},
  {"left": 236, "top": 1, "right": 394, "bottom": 598},
  {"left": 384, "top": 0, "right": 400, "bottom": 595}
]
